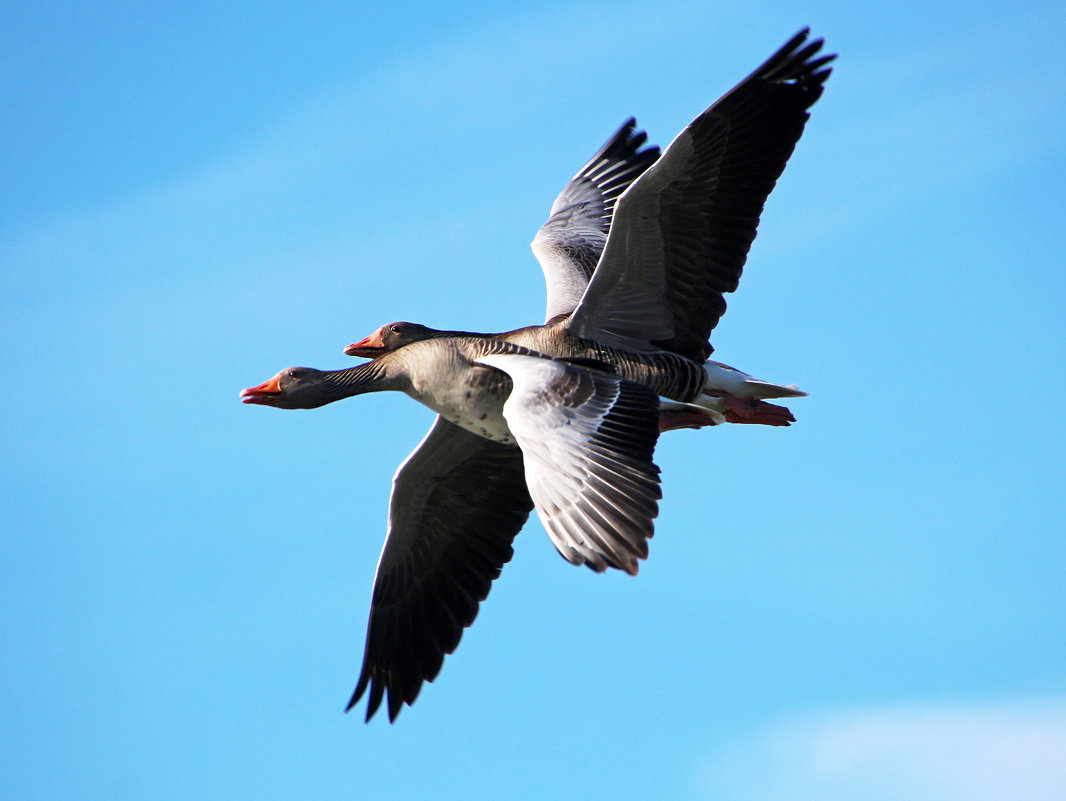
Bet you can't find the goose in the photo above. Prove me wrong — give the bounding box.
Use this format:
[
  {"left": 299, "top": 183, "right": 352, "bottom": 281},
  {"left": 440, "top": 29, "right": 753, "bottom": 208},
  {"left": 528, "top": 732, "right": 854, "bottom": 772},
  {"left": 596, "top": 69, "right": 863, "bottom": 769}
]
[
  {"left": 241, "top": 339, "right": 663, "bottom": 720},
  {"left": 344, "top": 28, "right": 832, "bottom": 430},
  {"left": 345, "top": 320, "right": 804, "bottom": 428},
  {"left": 241, "top": 28, "right": 834, "bottom": 722}
]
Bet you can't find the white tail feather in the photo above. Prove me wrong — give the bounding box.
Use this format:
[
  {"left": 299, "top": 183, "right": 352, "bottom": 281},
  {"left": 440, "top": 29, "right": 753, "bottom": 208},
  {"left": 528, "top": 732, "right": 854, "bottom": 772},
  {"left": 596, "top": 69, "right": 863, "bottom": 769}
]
[{"left": 703, "top": 361, "right": 807, "bottom": 400}]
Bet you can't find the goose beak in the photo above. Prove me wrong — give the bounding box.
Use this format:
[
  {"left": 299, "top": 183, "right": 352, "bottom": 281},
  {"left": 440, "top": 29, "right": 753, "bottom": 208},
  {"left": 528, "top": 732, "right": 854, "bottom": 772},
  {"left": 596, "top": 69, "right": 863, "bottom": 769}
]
[
  {"left": 240, "top": 376, "right": 283, "bottom": 404},
  {"left": 344, "top": 329, "right": 386, "bottom": 358}
]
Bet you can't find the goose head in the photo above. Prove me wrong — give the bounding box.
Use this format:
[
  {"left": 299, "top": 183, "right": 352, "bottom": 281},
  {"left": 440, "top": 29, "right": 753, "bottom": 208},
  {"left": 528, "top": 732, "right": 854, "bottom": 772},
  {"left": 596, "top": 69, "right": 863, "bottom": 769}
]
[
  {"left": 240, "top": 367, "right": 335, "bottom": 408},
  {"left": 344, "top": 322, "right": 441, "bottom": 358},
  {"left": 240, "top": 358, "right": 399, "bottom": 409}
]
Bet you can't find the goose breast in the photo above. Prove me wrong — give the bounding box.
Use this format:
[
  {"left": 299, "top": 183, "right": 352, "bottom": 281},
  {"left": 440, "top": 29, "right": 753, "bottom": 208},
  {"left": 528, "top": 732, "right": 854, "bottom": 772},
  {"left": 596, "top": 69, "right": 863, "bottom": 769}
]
[{"left": 398, "top": 338, "right": 517, "bottom": 443}]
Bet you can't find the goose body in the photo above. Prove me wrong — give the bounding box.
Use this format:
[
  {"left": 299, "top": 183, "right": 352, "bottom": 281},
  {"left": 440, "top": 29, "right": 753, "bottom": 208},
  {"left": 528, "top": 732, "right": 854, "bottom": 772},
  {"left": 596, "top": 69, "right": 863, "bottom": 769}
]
[
  {"left": 242, "top": 337, "right": 661, "bottom": 561},
  {"left": 242, "top": 337, "right": 663, "bottom": 717},
  {"left": 241, "top": 29, "right": 834, "bottom": 721},
  {"left": 347, "top": 317, "right": 805, "bottom": 427}
]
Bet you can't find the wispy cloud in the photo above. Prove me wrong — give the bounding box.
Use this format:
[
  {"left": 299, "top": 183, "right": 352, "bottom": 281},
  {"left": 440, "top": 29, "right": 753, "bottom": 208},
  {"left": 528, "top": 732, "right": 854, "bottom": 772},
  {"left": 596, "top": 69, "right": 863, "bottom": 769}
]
[
  {"left": 696, "top": 698, "right": 1066, "bottom": 801},
  {"left": 0, "top": 0, "right": 720, "bottom": 314}
]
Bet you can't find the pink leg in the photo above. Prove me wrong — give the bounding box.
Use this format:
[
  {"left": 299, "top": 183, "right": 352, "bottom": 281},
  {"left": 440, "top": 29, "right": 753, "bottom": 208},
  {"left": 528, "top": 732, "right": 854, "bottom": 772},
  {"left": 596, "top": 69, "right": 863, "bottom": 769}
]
[{"left": 658, "top": 409, "right": 719, "bottom": 432}]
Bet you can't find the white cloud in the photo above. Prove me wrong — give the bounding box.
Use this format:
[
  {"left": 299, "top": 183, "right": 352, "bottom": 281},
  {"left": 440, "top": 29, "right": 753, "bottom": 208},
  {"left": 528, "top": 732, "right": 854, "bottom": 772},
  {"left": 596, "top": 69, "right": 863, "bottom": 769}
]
[{"left": 697, "top": 698, "right": 1066, "bottom": 801}]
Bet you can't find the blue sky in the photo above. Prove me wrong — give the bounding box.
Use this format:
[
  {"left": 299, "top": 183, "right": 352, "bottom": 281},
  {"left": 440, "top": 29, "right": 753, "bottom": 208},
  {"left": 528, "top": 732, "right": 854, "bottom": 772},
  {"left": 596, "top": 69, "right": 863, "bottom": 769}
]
[{"left": 3, "top": 1, "right": 1065, "bottom": 799}]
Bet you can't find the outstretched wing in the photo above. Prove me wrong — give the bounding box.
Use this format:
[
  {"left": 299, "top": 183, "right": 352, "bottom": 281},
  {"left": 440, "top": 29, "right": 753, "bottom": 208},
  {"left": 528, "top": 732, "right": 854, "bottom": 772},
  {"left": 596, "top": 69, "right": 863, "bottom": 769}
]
[
  {"left": 568, "top": 29, "right": 835, "bottom": 361},
  {"left": 477, "top": 352, "right": 661, "bottom": 576},
  {"left": 532, "top": 118, "right": 660, "bottom": 323},
  {"left": 348, "top": 416, "right": 533, "bottom": 722}
]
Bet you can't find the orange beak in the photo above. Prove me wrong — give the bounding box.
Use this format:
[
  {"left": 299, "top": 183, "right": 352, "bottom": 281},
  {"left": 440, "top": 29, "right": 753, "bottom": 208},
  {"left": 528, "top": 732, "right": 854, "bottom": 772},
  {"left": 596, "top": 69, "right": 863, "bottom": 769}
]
[
  {"left": 240, "top": 375, "right": 283, "bottom": 404},
  {"left": 344, "top": 328, "right": 387, "bottom": 358}
]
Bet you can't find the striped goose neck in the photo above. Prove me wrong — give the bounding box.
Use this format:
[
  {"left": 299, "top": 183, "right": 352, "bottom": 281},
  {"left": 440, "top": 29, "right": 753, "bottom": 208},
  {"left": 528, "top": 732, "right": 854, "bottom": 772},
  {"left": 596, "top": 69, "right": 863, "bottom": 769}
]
[{"left": 315, "top": 358, "right": 400, "bottom": 403}]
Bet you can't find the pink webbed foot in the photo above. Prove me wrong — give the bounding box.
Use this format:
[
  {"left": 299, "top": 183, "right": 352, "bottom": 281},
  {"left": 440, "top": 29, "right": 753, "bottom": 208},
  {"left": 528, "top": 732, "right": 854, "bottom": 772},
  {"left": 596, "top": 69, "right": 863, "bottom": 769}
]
[{"left": 714, "top": 393, "right": 796, "bottom": 426}]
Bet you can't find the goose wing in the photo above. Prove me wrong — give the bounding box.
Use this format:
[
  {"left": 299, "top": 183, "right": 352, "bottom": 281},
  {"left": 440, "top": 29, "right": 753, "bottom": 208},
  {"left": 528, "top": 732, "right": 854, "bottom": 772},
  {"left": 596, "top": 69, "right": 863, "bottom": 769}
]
[
  {"left": 532, "top": 119, "right": 660, "bottom": 323},
  {"left": 477, "top": 352, "right": 661, "bottom": 575},
  {"left": 347, "top": 415, "right": 533, "bottom": 722},
  {"left": 567, "top": 28, "right": 835, "bottom": 361}
]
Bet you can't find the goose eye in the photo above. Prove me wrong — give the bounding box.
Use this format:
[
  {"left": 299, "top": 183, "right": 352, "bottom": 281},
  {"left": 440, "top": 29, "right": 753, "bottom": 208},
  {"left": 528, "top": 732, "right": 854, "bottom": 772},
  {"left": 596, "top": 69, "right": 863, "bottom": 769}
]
[{"left": 390, "top": 324, "right": 402, "bottom": 334}]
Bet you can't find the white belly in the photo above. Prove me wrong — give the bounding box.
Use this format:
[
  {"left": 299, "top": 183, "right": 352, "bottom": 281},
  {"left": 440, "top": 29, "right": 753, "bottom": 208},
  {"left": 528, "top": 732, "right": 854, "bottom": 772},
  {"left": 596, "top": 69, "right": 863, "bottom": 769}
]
[
  {"left": 437, "top": 399, "right": 514, "bottom": 444},
  {"left": 412, "top": 365, "right": 516, "bottom": 444}
]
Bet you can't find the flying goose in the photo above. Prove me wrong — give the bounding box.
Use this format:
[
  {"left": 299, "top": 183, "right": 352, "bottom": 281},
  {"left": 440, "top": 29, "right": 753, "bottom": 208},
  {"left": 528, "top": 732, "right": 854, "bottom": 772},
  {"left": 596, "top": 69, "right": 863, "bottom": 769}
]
[
  {"left": 242, "top": 339, "right": 663, "bottom": 719},
  {"left": 346, "top": 28, "right": 832, "bottom": 429},
  {"left": 241, "top": 29, "right": 833, "bottom": 721}
]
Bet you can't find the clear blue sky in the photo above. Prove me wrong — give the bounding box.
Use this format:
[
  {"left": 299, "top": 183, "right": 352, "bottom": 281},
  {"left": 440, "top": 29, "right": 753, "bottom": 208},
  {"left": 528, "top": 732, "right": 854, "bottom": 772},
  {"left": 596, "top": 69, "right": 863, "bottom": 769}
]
[{"left": 3, "top": 2, "right": 1064, "bottom": 799}]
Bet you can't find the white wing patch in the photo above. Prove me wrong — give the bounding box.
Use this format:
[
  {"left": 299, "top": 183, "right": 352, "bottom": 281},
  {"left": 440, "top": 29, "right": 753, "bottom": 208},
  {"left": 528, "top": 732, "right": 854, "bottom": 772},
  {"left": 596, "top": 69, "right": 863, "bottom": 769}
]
[
  {"left": 476, "top": 353, "right": 661, "bottom": 574},
  {"left": 531, "top": 228, "right": 601, "bottom": 323}
]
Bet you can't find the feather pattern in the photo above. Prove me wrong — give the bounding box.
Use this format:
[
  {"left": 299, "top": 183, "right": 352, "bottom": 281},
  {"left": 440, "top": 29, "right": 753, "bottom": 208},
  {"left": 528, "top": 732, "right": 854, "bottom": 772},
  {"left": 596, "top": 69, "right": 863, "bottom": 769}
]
[
  {"left": 532, "top": 118, "right": 661, "bottom": 322},
  {"left": 476, "top": 352, "right": 661, "bottom": 575},
  {"left": 568, "top": 28, "right": 834, "bottom": 360},
  {"left": 347, "top": 415, "right": 533, "bottom": 722}
]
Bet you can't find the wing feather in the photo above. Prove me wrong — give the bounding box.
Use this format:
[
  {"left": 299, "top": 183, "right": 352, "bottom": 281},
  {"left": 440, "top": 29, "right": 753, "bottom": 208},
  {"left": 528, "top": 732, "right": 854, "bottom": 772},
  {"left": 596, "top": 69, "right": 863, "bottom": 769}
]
[
  {"left": 476, "top": 353, "right": 661, "bottom": 576},
  {"left": 347, "top": 416, "right": 533, "bottom": 722},
  {"left": 532, "top": 119, "right": 660, "bottom": 322},
  {"left": 568, "top": 29, "right": 835, "bottom": 360}
]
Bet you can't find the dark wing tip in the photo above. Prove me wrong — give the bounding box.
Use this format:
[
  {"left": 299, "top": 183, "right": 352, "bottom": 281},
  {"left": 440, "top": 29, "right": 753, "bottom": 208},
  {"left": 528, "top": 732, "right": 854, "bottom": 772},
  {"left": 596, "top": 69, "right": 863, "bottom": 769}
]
[
  {"left": 755, "top": 28, "right": 837, "bottom": 102},
  {"left": 600, "top": 117, "right": 659, "bottom": 163},
  {"left": 346, "top": 664, "right": 397, "bottom": 723},
  {"left": 345, "top": 674, "right": 367, "bottom": 715},
  {"left": 345, "top": 668, "right": 386, "bottom": 723},
  {"left": 387, "top": 684, "right": 404, "bottom": 722},
  {"left": 579, "top": 118, "right": 661, "bottom": 191},
  {"left": 366, "top": 674, "right": 386, "bottom": 722}
]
